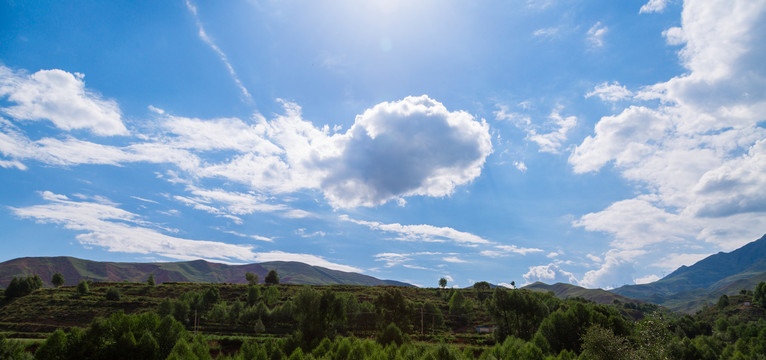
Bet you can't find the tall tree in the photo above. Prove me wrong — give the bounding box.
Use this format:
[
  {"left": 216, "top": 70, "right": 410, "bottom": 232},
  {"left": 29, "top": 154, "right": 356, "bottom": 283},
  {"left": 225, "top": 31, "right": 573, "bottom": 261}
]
[
  {"left": 245, "top": 272, "right": 259, "bottom": 285},
  {"left": 146, "top": 274, "right": 156, "bottom": 286},
  {"left": 51, "top": 273, "right": 65, "bottom": 287},
  {"left": 439, "top": 278, "right": 447, "bottom": 289},
  {"left": 265, "top": 270, "right": 279, "bottom": 285}
]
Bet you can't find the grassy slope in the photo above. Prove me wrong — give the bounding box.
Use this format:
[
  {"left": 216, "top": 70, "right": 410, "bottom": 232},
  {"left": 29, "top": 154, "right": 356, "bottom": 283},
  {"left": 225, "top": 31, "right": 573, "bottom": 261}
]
[{"left": 0, "top": 257, "right": 411, "bottom": 287}]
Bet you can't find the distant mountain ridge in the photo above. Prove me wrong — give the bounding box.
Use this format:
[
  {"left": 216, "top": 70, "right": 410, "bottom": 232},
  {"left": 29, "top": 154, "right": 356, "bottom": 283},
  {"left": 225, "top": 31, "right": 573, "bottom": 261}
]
[
  {"left": 0, "top": 257, "right": 411, "bottom": 287},
  {"left": 612, "top": 234, "right": 766, "bottom": 312},
  {"left": 523, "top": 282, "right": 642, "bottom": 305}
]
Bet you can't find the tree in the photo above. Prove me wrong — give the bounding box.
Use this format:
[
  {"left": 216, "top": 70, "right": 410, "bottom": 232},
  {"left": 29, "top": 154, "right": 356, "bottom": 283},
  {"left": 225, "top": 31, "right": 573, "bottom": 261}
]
[
  {"left": 753, "top": 281, "right": 766, "bottom": 307},
  {"left": 265, "top": 270, "right": 279, "bottom": 285},
  {"left": 77, "top": 280, "right": 89, "bottom": 295},
  {"left": 106, "top": 287, "right": 121, "bottom": 301},
  {"left": 4, "top": 274, "right": 43, "bottom": 299},
  {"left": 717, "top": 294, "right": 730, "bottom": 308},
  {"left": 439, "top": 277, "right": 448, "bottom": 289},
  {"left": 51, "top": 273, "right": 65, "bottom": 287},
  {"left": 147, "top": 274, "right": 156, "bottom": 286},
  {"left": 245, "top": 271, "right": 259, "bottom": 285}
]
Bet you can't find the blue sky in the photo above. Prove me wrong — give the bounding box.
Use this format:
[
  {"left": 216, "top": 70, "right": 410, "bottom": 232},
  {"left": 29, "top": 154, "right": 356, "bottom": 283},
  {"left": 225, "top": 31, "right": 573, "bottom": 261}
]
[{"left": 1, "top": 0, "right": 764, "bottom": 289}]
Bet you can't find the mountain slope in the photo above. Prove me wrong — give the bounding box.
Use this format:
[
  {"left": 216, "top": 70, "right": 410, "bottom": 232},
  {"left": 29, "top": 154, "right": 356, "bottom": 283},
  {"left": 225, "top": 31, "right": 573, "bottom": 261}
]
[
  {"left": 612, "top": 234, "right": 766, "bottom": 312},
  {"left": 0, "top": 257, "right": 411, "bottom": 287},
  {"left": 524, "top": 282, "right": 641, "bottom": 305}
]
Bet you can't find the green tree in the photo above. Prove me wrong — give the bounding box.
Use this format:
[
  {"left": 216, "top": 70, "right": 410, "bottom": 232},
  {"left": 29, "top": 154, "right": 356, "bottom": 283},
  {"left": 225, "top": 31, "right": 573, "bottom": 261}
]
[
  {"left": 106, "top": 287, "right": 121, "bottom": 301},
  {"left": 247, "top": 285, "right": 261, "bottom": 306},
  {"left": 265, "top": 270, "right": 279, "bottom": 285},
  {"left": 374, "top": 288, "right": 412, "bottom": 331},
  {"left": 146, "top": 274, "right": 156, "bottom": 286},
  {"left": 753, "top": 281, "right": 766, "bottom": 307},
  {"left": 580, "top": 325, "right": 633, "bottom": 360},
  {"left": 717, "top": 294, "right": 730, "bottom": 308},
  {"left": 4, "top": 274, "right": 44, "bottom": 299},
  {"left": 292, "top": 287, "right": 347, "bottom": 349},
  {"left": 52, "top": 272, "right": 65, "bottom": 287},
  {"left": 246, "top": 271, "right": 259, "bottom": 285},
  {"left": 439, "top": 277, "right": 448, "bottom": 289},
  {"left": 377, "top": 322, "right": 406, "bottom": 346},
  {"left": 77, "top": 280, "right": 89, "bottom": 295},
  {"left": 0, "top": 334, "right": 32, "bottom": 360},
  {"left": 488, "top": 288, "right": 549, "bottom": 341}
]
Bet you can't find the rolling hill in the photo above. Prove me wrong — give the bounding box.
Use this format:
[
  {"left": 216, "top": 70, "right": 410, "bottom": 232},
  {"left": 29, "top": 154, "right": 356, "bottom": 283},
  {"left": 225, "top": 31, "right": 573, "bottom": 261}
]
[
  {"left": 612, "top": 233, "right": 766, "bottom": 312},
  {"left": 0, "top": 256, "right": 411, "bottom": 287},
  {"left": 523, "top": 281, "right": 642, "bottom": 305}
]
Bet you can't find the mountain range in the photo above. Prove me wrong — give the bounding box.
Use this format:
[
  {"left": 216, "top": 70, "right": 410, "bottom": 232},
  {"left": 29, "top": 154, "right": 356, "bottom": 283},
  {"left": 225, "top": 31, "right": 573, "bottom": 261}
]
[
  {"left": 0, "top": 256, "right": 411, "bottom": 287},
  {"left": 2, "top": 233, "right": 765, "bottom": 313},
  {"left": 611, "top": 233, "right": 766, "bottom": 312}
]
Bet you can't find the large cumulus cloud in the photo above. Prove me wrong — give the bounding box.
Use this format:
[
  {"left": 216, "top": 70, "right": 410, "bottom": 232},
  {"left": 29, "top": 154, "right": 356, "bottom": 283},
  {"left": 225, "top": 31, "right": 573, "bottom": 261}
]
[{"left": 321, "top": 96, "right": 492, "bottom": 207}]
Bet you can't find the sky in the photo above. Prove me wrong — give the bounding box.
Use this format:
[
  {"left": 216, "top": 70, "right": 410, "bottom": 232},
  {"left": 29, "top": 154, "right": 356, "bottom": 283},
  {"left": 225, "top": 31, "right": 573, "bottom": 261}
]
[{"left": 1, "top": 0, "right": 764, "bottom": 289}]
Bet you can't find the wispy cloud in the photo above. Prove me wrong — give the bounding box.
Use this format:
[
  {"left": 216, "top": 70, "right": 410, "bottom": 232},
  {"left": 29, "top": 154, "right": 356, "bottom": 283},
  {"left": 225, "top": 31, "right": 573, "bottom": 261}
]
[
  {"left": 184, "top": 0, "right": 253, "bottom": 104},
  {"left": 341, "top": 215, "right": 490, "bottom": 245},
  {"left": 587, "top": 21, "right": 608, "bottom": 48},
  {"left": 480, "top": 244, "right": 544, "bottom": 257},
  {"left": 10, "top": 191, "right": 359, "bottom": 272}
]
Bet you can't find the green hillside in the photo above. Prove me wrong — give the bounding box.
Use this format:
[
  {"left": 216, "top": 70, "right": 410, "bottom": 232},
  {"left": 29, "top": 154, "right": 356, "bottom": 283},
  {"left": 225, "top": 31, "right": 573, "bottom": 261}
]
[
  {"left": 612, "top": 234, "right": 766, "bottom": 312},
  {"left": 0, "top": 257, "right": 411, "bottom": 287}
]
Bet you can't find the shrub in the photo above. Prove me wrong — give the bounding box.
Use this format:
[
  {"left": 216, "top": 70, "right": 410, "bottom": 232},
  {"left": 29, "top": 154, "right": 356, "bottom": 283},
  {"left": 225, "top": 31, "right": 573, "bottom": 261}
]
[
  {"left": 106, "top": 287, "right": 121, "bottom": 301},
  {"left": 77, "top": 280, "right": 89, "bottom": 295},
  {"left": 51, "top": 273, "right": 65, "bottom": 287}
]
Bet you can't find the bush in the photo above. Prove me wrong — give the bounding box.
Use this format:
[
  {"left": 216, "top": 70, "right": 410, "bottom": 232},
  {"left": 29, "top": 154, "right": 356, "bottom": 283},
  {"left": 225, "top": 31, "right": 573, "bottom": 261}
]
[
  {"left": 52, "top": 273, "right": 65, "bottom": 287},
  {"left": 377, "top": 322, "right": 406, "bottom": 346},
  {"left": 106, "top": 287, "right": 121, "bottom": 301},
  {"left": 77, "top": 280, "right": 89, "bottom": 296}
]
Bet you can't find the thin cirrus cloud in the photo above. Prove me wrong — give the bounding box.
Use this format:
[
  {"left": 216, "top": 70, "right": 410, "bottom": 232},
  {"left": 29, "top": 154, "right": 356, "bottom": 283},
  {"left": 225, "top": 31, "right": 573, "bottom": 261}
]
[
  {"left": 184, "top": 0, "right": 253, "bottom": 104},
  {"left": 9, "top": 191, "right": 359, "bottom": 272},
  {"left": 565, "top": 0, "right": 766, "bottom": 288}
]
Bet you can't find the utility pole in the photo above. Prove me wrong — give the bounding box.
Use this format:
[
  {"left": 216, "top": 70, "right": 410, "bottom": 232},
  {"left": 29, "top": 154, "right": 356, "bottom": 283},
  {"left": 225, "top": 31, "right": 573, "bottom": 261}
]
[{"left": 421, "top": 306, "right": 424, "bottom": 335}]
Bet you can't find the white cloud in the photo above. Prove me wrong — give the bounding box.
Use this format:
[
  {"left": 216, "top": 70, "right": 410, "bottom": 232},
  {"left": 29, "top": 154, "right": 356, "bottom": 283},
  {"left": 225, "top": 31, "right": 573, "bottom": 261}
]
[
  {"left": 320, "top": 95, "right": 492, "bottom": 207},
  {"left": 533, "top": 27, "right": 559, "bottom": 39},
  {"left": 522, "top": 263, "right": 578, "bottom": 286},
  {"left": 513, "top": 161, "right": 528, "bottom": 172},
  {"left": 443, "top": 256, "right": 468, "bottom": 264},
  {"left": 651, "top": 252, "right": 710, "bottom": 271},
  {"left": 526, "top": 107, "right": 577, "bottom": 153},
  {"left": 0, "top": 66, "right": 127, "bottom": 136},
  {"left": 341, "top": 215, "right": 490, "bottom": 245},
  {"left": 374, "top": 251, "right": 441, "bottom": 268},
  {"left": 10, "top": 191, "right": 359, "bottom": 272},
  {"left": 640, "top": 0, "right": 670, "bottom": 14},
  {"left": 480, "top": 244, "right": 544, "bottom": 257},
  {"left": 496, "top": 104, "right": 577, "bottom": 154},
  {"left": 586, "top": 254, "right": 602, "bottom": 263},
  {"left": 184, "top": 0, "right": 252, "bottom": 104},
  {"left": 587, "top": 22, "right": 608, "bottom": 48},
  {"left": 579, "top": 250, "right": 644, "bottom": 289},
  {"left": 570, "top": 0, "right": 766, "bottom": 275},
  {"left": 253, "top": 251, "right": 361, "bottom": 273},
  {"left": 585, "top": 81, "right": 634, "bottom": 102},
  {"left": 634, "top": 274, "right": 661, "bottom": 284}
]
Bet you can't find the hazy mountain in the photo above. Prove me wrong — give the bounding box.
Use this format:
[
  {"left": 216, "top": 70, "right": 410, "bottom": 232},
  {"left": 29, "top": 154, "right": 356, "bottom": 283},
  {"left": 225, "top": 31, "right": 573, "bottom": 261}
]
[
  {"left": 612, "top": 234, "right": 766, "bottom": 312},
  {"left": 524, "top": 282, "right": 642, "bottom": 305},
  {"left": 0, "top": 257, "right": 412, "bottom": 287}
]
